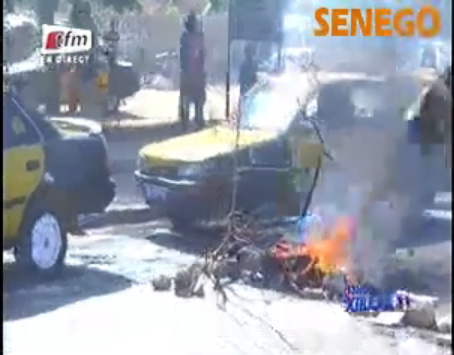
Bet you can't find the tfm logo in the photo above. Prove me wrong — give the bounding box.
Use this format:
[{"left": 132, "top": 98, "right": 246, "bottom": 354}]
[{"left": 41, "top": 25, "right": 92, "bottom": 55}]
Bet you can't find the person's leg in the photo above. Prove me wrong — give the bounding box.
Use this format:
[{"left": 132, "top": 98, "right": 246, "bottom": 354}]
[
  {"left": 179, "top": 94, "right": 190, "bottom": 132},
  {"left": 67, "top": 78, "right": 79, "bottom": 113},
  {"left": 179, "top": 72, "right": 191, "bottom": 131},
  {"left": 194, "top": 88, "right": 206, "bottom": 130},
  {"left": 194, "top": 97, "right": 205, "bottom": 129}
]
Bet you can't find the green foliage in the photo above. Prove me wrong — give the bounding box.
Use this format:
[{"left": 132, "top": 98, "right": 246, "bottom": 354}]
[
  {"left": 7, "top": 0, "right": 142, "bottom": 14},
  {"left": 99, "top": 0, "right": 142, "bottom": 13},
  {"left": 165, "top": 5, "right": 180, "bottom": 17},
  {"left": 209, "top": 0, "right": 228, "bottom": 12}
]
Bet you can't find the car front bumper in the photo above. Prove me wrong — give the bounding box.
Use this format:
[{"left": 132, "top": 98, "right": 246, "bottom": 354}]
[
  {"left": 134, "top": 170, "right": 214, "bottom": 221},
  {"left": 134, "top": 167, "right": 297, "bottom": 222}
]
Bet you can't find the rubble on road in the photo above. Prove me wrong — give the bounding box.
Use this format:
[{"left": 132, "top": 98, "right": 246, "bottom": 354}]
[
  {"left": 150, "top": 212, "right": 355, "bottom": 304},
  {"left": 401, "top": 293, "right": 438, "bottom": 330},
  {"left": 150, "top": 211, "right": 451, "bottom": 343},
  {"left": 174, "top": 263, "right": 206, "bottom": 298},
  {"left": 437, "top": 315, "right": 452, "bottom": 334},
  {"left": 151, "top": 275, "right": 172, "bottom": 291}
]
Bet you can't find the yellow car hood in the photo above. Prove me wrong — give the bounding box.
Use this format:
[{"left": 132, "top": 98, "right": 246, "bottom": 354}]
[{"left": 139, "top": 126, "right": 276, "bottom": 165}]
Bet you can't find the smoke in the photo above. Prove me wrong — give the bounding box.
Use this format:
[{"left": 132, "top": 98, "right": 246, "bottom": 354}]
[
  {"left": 313, "top": 122, "right": 409, "bottom": 287},
  {"left": 276, "top": 0, "right": 449, "bottom": 288}
]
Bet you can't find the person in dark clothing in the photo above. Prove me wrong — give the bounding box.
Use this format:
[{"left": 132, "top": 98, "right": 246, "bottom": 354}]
[
  {"left": 179, "top": 12, "right": 206, "bottom": 131},
  {"left": 239, "top": 43, "right": 258, "bottom": 97}
]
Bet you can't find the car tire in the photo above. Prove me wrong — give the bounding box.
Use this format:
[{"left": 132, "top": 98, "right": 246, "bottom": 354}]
[
  {"left": 169, "top": 213, "right": 193, "bottom": 231},
  {"left": 13, "top": 202, "right": 68, "bottom": 277}
]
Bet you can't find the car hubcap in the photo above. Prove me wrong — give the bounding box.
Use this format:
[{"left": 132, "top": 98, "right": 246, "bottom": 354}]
[{"left": 31, "top": 214, "right": 62, "bottom": 270}]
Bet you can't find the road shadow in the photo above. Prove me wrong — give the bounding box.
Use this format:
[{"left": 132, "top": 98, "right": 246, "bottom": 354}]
[
  {"left": 3, "top": 263, "right": 133, "bottom": 321},
  {"left": 382, "top": 242, "right": 452, "bottom": 298},
  {"left": 146, "top": 225, "right": 224, "bottom": 257},
  {"left": 81, "top": 207, "right": 157, "bottom": 229},
  {"left": 394, "top": 215, "right": 451, "bottom": 249}
]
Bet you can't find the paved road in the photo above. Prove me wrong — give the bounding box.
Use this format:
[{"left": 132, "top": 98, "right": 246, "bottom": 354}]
[
  {"left": 4, "top": 160, "right": 451, "bottom": 355},
  {"left": 3, "top": 222, "right": 451, "bottom": 355}
]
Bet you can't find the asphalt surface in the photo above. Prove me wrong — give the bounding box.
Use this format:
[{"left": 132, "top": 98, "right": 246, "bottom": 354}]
[{"left": 3, "top": 221, "right": 452, "bottom": 355}]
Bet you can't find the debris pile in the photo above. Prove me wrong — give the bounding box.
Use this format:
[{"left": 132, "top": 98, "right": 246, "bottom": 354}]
[
  {"left": 151, "top": 212, "right": 451, "bottom": 341},
  {"left": 270, "top": 216, "right": 355, "bottom": 293},
  {"left": 151, "top": 212, "right": 356, "bottom": 302}
]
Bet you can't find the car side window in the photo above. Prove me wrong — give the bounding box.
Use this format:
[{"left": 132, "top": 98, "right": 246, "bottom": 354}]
[{"left": 3, "top": 96, "right": 41, "bottom": 149}]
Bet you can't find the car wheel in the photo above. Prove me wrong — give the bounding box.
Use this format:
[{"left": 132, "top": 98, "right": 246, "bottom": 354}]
[
  {"left": 14, "top": 204, "right": 68, "bottom": 277},
  {"left": 169, "top": 213, "right": 193, "bottom": 231}
]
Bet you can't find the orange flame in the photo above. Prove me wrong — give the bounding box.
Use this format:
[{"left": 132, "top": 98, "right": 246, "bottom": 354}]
[
  {"left": 304, "top": 216, "right": 354, "bottom": 274},
  {"left": 273, "top": 216, "right": 356, "bottom": 280}
]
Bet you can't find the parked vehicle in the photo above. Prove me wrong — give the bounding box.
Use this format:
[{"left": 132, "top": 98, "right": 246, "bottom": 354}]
[
  {"left": 135, "top": 76, "right": 325, "bottom": 228},
  {"left": 3, "top": 86, "right": 116, "bottom": 275}
]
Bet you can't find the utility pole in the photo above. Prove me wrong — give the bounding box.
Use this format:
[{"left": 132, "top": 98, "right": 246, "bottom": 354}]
[{"left": 37, "top": 0, "right": 61, "bottom": 115}]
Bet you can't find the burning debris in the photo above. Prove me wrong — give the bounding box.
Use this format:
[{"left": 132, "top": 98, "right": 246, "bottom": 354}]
[
  {"left": 151, "top": 210, "right": 450, "bottom": 338},
  {"left": 151, "top": 212, "right": 357, "bottom": 301}
]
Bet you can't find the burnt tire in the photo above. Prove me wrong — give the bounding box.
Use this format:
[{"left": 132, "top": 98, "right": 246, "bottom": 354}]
[{"left": 13, "top": 202, "right": 68, "bottom": 277}]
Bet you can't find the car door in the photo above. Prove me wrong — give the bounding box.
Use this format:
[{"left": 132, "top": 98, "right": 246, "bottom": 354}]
[{"left": 3, "top": 94, "right": 45, "bottom": 243}]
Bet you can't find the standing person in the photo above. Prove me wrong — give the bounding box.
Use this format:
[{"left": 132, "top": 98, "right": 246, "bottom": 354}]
[
  {"left": 239, "top": 43, "right": 258, "bottom": 99},
  {"left": 179, "top": 12, "right": 206, "bottom": 131},
  {"left": 65, "top": 0, "right": 99, "bottom": 114}
]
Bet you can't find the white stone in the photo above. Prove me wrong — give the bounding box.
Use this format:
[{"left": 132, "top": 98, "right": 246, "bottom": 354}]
[
  {"left": 437, "top": 315, "right": 452, "bottom": 333},
  {"left": 402, "top": 296, "right": 437, "bottom": 329}
]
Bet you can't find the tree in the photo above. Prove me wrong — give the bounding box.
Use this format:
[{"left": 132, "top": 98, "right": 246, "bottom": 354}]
[
  {"left": 6, "top": 0, "right": 143, "bottom": 16},
  {"left": 209, "top": 0, "right": 228, "bottom": 12},
  {"left": 98, "top": 0, "right": 142, "bottom": 13}
]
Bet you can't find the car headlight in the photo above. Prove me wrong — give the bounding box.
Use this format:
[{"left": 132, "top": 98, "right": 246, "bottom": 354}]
[
  {"left": 178, "top": 161, "right": 216, "bottom": 178},
  {"left": 137, "top": 155, "right": 149, "bottom": 173}
]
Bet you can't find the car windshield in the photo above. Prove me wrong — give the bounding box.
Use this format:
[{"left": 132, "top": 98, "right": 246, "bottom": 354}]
[
  {"left": 4, "top": 90, "right": 61, "bottom": 139},
  {"left": 239, "top": 77, "right": 302, "bottom": 132}
]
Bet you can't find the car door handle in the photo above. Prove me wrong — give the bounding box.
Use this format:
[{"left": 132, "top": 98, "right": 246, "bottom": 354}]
[{"left": 25, "top": 160, "right": 40, "bottom": 171}]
